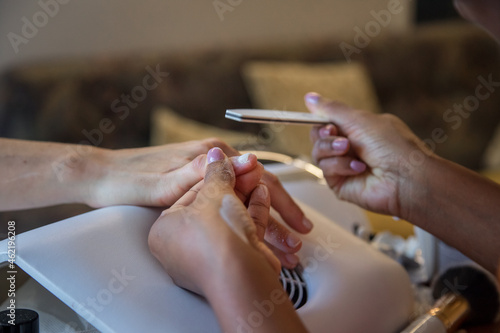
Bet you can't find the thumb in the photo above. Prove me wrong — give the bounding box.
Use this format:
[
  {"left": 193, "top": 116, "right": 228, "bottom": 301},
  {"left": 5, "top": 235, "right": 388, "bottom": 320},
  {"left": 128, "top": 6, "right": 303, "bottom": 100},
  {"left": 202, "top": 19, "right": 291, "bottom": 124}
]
[
  {"left": 304, "top": 92, "right": 359, "bottom": 129},
  {"left": 204, "top": 147, "right": 236, "bottom": 191}
]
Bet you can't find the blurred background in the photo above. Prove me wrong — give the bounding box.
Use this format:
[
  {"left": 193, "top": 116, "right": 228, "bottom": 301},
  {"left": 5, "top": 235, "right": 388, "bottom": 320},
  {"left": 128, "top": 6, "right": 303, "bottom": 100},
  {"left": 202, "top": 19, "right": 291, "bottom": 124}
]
[
  {"left": 1, "top": 0, "right": 500, "bottom": 237},
  {"left": 0, "top": 0, "right": 414, "bottom": 70}
]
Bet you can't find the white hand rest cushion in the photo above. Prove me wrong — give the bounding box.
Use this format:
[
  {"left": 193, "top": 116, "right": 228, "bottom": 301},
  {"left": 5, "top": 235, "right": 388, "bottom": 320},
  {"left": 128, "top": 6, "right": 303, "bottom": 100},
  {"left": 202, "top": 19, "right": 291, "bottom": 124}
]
[{"left": 0, "top": 202, "right": 413, "bottom": 332}]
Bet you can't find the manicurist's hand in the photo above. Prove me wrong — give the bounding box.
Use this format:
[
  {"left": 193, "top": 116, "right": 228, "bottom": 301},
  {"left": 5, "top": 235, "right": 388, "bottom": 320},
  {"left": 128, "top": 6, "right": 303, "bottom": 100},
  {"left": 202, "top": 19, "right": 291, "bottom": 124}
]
[
  {"left": 306, "top": 92, "right": 430, "bottom": 220},
  {"left": 306, "top": 92, "right": 500, "bottom": 274},
  {"left": 148, "top": 147, "right": 280, "bottom": 295},
  {"left": 148, "top": 147, "right": 308, "bottom": 333}
]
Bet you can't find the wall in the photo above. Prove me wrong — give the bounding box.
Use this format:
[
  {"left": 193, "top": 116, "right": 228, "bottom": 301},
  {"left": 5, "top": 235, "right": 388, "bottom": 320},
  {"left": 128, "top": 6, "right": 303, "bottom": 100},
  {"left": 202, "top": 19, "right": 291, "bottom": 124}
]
[{"left": 0, "top": 0, "right": 414, "bottom": 70}]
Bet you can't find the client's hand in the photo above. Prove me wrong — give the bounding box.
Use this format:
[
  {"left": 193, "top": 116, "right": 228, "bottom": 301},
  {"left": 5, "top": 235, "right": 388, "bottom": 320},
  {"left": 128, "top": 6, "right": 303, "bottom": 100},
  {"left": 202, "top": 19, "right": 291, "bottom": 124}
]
[
  {"left": 87, "top": 138, "right": 309, "bottom": 266},
  {"left": 85, "top": 139, "right": 238, "bottom": 208},
  {"left": 148, "top": 147, "right": 280, "bottom": 296}
]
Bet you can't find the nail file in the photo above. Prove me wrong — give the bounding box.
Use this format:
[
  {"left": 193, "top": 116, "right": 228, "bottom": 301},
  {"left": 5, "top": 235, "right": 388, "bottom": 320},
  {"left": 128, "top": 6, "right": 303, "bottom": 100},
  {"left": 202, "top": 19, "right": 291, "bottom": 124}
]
[{"left": 225, "top": 109, "right": 331, "bottom": 125}]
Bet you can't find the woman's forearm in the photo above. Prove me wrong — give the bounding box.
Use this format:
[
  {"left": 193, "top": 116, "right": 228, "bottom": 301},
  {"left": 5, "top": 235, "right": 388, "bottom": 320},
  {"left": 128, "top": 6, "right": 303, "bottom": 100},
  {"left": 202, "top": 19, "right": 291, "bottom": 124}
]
[
  {"left": 0, "top": 138, "right": 101, "bottom": 210},
  {"left": 408, "top": 154, "right": 500, "bottom": 273}
]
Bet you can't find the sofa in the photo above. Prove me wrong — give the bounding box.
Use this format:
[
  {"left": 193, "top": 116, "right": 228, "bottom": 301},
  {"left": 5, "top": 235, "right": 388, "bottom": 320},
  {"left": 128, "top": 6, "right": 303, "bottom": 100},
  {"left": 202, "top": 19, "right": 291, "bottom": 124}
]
[{"left": 1, "top": 20, "right": 500, "bottom": 233}]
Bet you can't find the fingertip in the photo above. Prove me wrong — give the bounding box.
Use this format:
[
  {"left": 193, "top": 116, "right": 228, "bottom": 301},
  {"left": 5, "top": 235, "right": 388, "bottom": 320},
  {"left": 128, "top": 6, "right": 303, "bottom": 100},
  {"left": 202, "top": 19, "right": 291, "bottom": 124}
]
[
  {"left": 332, "top": 137, "right": 349, "bottom": 152},
  {"left": 237, "top": 152, "right": 254, "bottom": 164},
  {"left": 288, "top": 215, "right": 313, "bottom": 235},
  {"left": 205, "top": 149, "right": 235, "bottom": 187},
  {"left": 305, "top": 92, "right": 322, "bottom": 105},
  {"left": 302, "top": 217, "right": 313, "bottom": 232},
  {"left": 207, "top": 147, "right": 226, "bottom": 164},
  {"left": 254, "top": 183, "right": 270, "bottom": 202},
  {"left": 350, "top": 160, "right": 367, "bottom": 173},
  {"left": 231, "top": 153, "right": 258, "bottom": 175},
  {"left": 319, "top": 124, "right": 337, "bottom": 139},
  {"left": 286, "top": 233, "right": 302, "bottom": 250}
]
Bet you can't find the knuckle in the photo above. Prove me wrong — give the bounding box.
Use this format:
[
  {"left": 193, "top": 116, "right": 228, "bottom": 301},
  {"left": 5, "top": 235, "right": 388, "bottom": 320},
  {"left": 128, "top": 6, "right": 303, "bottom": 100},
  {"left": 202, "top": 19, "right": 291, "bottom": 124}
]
[
  {"left": 202, "top": 138, "right": 216, "bottom": 150},
  {"left": 251, "top": 217, "right": 266, "bottom": 230},
  {"left": 324, "top": 100, "right": 342, "bottom": 109},
  {"left": 250, "top": 199, "right": 270, "bottom": 209},
  {"left": 204, "top": 137, "right": 225, "bottom": 148}
]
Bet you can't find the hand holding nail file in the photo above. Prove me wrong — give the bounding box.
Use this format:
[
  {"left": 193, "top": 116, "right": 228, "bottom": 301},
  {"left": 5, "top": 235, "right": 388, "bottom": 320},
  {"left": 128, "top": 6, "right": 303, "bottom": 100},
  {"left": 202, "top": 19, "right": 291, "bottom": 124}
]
[{"left": 226, "top": 109, "right": 331, "bottom": 125}]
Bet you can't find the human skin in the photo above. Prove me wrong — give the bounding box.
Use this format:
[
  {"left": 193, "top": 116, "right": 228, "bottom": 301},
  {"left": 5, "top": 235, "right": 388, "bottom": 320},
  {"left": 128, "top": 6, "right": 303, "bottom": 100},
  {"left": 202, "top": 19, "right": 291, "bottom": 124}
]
[
  {"left": 0, "top": 137, "right": 311, "bottom": 266},
  {"left": 306, "top": 0, "right": 500, "bottom": 276},
  {"left": 148, "top": 147, "right": 308, "bottom": 333},
  {"left": 307, "top": 93, "right": 500, "bottom": 274},
  {"left": 149, "top": 2, "right": 500, "bottom": 330}
]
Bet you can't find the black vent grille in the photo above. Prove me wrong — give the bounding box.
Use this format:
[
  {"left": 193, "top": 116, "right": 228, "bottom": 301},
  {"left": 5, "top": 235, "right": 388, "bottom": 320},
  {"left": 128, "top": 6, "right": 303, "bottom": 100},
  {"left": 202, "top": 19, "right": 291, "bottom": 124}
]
[{"left": 279, "top": 265, "right": 307, "bottom": 309}]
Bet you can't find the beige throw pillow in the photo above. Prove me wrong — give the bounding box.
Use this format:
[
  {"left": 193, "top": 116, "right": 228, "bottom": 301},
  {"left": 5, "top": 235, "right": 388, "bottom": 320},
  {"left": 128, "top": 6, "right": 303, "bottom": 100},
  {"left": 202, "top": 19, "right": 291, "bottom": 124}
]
[{"left": 150, "top": 107, "right": 255, "bottom": 147}]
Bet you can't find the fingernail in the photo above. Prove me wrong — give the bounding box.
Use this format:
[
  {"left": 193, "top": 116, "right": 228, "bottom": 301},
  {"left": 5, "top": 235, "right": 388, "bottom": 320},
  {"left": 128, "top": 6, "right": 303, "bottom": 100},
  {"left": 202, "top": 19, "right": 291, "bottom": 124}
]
[
  {"left": 350, "top": 160, "right": 366, "bottom": 173},
  {"left": 319, "top": 124, "right": 334, "bottom": 139},
  {"left": 237, "top": 153, "right": 251, "bottom": 164},
  {"left": 302, "top": 217, "right": 313, "bottom": 231},
  {"left": 207, "top": 147, "right": 224, "bottom": 164},
  {"left": 286, "top": 233, "right": 302, "bottom": 248},
  {"left": 332, "top": 138, "right": 348, "bottom": 151},
  {"left": 285, "top": 253, "right": 299, "bottom": 266},
  {"left": 305, "top": 92, "right": 321, "bottom": 105},
  {"left": 254, "top": 183, "right": 269, "bottom": 199}
]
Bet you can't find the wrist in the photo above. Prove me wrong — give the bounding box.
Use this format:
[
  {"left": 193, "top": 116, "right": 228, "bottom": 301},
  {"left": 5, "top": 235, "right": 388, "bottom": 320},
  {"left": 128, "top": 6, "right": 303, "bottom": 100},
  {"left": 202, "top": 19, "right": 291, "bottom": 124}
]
[
  {"left": 397, "top": 149, "right": 438, "bottom": 223},
  {"left": 201, "top": 239, "right": 307, "bottom": 333},
  {"left": 199, "top": 235, "right": 273, "bottom": 302},
  {"left": 199, "top": 237, "right": 255, "bottom": 297},
  {"left": 72, "top": 145, "right": 112, "bottom": 207}
]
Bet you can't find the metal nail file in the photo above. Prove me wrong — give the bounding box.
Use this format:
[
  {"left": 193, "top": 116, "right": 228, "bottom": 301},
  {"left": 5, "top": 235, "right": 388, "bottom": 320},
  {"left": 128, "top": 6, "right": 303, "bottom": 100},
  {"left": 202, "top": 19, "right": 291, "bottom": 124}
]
[{"left": 225, "top": 109, "right": 331, "bottom": 125}]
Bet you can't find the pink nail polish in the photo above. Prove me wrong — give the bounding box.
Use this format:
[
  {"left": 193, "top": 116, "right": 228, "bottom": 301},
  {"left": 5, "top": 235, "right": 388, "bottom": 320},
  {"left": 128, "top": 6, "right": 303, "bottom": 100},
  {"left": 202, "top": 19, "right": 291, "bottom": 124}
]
[
  {"left": 332, "top": 138, "right": 348, "bottom": 151},
  {"left": 207, "top": 147, "right": 224, "bottom": 164},
  {"left": 350, "top": 160, "right": 366, "bottom": 173},
  {"left": 319, "top": 127, "right": 331, "bottom": 139},
  {"left": 305, "top": 92, "right": 321, "bottom": 105}
]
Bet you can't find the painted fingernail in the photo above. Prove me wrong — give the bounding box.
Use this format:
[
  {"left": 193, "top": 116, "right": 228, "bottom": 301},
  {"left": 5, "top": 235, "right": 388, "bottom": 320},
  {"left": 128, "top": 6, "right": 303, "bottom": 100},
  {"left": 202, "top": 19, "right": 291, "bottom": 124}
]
[
  {"left": 319, "top": 124, "right": 335, "bottom": 139},
  {"left": 302, "top": 217, "right": 313, "bottom": 231},
  {"left": 207, "top": 147, "right": 225, "bottom": 164},
  {"left": 350, "top": 160, "right": 366, "bottom": 173},
  {"left": 286, "top": 253, "right": 299, "bottom": 266},
  {"left": 237, "top": 153, "right": 251, "bottom": 164},
  {"left": 286, "top": 233, "right": 302, "bottom": 248},
  {"left": 332, "top": 138, "right": 348, "bottom": 151},
  {"left": 305, "top": 92, "right": 321, "bottom": 105}
]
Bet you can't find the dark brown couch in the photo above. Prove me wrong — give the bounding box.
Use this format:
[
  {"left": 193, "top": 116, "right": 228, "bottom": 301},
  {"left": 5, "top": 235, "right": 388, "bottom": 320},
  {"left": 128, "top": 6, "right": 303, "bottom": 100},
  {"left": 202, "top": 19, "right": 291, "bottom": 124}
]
[{"left": 1, "top": 21, "right": 500, "bottom": 233}]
